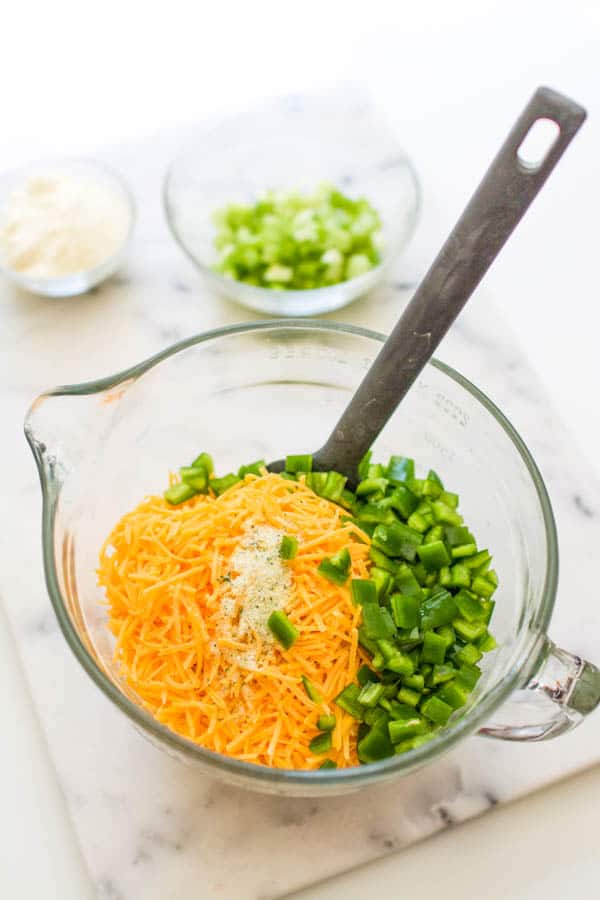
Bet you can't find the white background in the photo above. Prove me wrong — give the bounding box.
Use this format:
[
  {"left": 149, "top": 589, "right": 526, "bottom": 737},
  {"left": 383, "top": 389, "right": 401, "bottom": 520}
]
[{"left": 2, "top": 2, "right": 600, "bottom": 898}]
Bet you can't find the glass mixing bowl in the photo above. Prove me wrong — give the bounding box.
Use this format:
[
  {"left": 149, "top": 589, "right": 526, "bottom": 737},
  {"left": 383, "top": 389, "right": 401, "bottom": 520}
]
[
  {"left": 25, "top": 322, "right": 600, "bottom": 796},
  {"left": 163, "top": 98, "right": 420, "bottom": 316}
]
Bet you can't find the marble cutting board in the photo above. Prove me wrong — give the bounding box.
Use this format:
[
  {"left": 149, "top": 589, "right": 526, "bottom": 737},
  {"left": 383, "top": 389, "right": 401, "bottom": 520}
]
[{"left": 2, "top": 115, "right": 600, "bottom": 900}]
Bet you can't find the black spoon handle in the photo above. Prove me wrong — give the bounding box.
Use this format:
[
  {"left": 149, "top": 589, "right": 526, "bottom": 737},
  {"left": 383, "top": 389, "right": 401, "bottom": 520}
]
[{"left": 314, "top": 86, "right": 586, "bottom": 480}]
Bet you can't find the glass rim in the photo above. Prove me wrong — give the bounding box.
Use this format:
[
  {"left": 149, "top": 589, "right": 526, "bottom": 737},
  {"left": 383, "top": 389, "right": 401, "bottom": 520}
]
[{"left": 26, "top": 319, "right": 559, "bottom": 788}]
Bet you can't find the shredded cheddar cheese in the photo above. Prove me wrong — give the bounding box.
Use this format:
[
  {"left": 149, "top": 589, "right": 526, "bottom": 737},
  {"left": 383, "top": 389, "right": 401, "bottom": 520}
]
[{"left": 98, "top": 473, "right": 371, "bottom": 769}]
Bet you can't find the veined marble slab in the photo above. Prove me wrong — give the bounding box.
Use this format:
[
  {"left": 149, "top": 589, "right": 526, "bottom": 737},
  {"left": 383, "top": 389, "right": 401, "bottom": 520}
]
[{"left": 2, "top": 118, "right": 600, "bottom": 900}]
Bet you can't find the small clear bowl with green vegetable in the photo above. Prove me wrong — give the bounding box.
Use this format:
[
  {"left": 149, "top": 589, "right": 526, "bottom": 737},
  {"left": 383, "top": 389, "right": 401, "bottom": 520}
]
[
  {"left": 26, "top": 321, "right": 600, "bottom": 796},
  {"left": 163, "top": 95, "right": 420, "bottom": 315}
]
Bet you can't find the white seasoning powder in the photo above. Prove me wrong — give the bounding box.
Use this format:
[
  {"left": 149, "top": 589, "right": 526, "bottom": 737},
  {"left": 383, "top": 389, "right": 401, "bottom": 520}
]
[
  {"left": 219, "top": 524, "right": 292, "bottom": 669},
  {"left": 0, "top": 173, "right": 131, "bottom": 278}
]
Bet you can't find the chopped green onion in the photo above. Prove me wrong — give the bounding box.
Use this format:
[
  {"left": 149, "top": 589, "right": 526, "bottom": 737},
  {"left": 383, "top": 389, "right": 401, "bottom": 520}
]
[{"left": 267, "top": 610, "right": 299, "bottom": 650}]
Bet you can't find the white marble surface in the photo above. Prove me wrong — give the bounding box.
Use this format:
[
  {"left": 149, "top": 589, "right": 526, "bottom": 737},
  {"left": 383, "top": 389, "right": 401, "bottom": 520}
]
[{"left": 2, "top": 115, "right": 600, "bottom": 900}]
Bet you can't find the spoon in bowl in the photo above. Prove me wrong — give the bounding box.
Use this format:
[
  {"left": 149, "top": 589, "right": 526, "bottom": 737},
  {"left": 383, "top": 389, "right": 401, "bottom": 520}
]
[{"left": 268, "top": 86, "right": 586, "bottom": 485}]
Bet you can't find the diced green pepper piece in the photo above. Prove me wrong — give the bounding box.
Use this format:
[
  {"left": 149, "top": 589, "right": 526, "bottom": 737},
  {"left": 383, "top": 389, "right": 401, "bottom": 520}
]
[
  {"left": 437, "top": 681, "right": 469, "bottom": 709},
  {"left": 421, "top": 695, "right": 453, "bottom": 725},
  {"left": 372, "top": 522, "right": 423, "bottom": 561},
  {"left": 453, "top": 618, "right": 488, "bottom": 642},
  {"left": 334, "top": 684, "right": 365, "bottom": 720},
  {"left": 472, "top": 575, "right": 496, "bottom": 599},
  {"left": 455, "top": 663, "right": 482, "bottom": 690},
  {"left": 361, "top": 603, "right": 396, "bottom": 640},
  {"left": 164, "top": 482, "right": 197, "bottom": 505},
  {"left": 387, "top": 455, "right": 415, "bottom": 483},
  {"left": 431, "top": 501, "right": 463, "bottom": 526},
  {"left": 427, "top": 469, "right": 444, "bottom": 488},
  {"left": 357, "top": 682, "right": 386, "bottom": 707},
  {"left": 396, "top": 686, "right": 421, "bottom": 707},
  {"left": 321, "top": 471, "right": 347, "bottom": 501},
  {"left": 191, "top": 451, "right": 213, "bottom": 473},
  {"left": 419, "top": 589, "right": 458, "bottom": 630},
  {"left": 421, "top": 478, "right": 443, "bottom": 499},
  {"left": 438, "top": 565, "right": 452, "bottom": 587},
  {"left": 351, "top": 578, "right": 378, "bottom": 606},
  {"left": 450, "top": 563, "right": 471, "bottom": 588},
  {"left": 317, "top": 558, "right": 349, "bottom": 585},
  {"left": 478, "top": 632, "right": 498, "bottom": 653},
  {"left": 267, "top": 610, "right": 299, "bottom": 649},
  {"left": 454, "top": 642, "right": 483, "bottom": 666},
  {"left": 237, "top": 459, "right": 266, "bottom": 477},
  {"left": 371, "top": 567, "right": 393, "bottom": 599},
  {"left": 444, "top": 525, "right": 475, "bottom": 547},
  {"left": 280, "top": 535, "right": 298, "bottom": 560},
  {"left": 179, "top": 465, "right": 209, "bottom": 492},
  {"left": 209, "top": 473, "right": 241, "bottom": 495},
  {"left": 317, "top": 715, "right": 336, "bottom": 732},
  {"left": 407, "top": 511, "right": 429, "bottom": 533},
  {"left": 285, "top": 454, "right": 313, "bottom": 474},
  {"left": 301, "top": 675, "right": 322, "bottom": 703},
  {"left": 486, "top": 569, "right": 499, "bottom": 589},
  {"left": 356, "top": 477, "right": 389, "bottom": 497},
  {"left": 390, "top": 593, "right": 419, "bottom": 629},
  {"left": 357, "top": 664, "right": 380, "bottom": 686},
  {"left": 451, "top": 543, "right": 478, "bottom": 559},
  {"left": 402, "top": 673, "right": 425, "bottom": 691},
  {"left": 319, "top": 759, "right": 337, "bottom": 770},
  {"left": 394, "top": 564, "right": 423, "bottom": 599},
  {"left": 369, "top": 547, "right": 399, "bottom": 574},
  {"left": 388, "top": 716, "right": 428, "bottom": 743},
  {"left": 357, "top": 450, "right": 372, "bottom": 479},
  {"left": 436, "top": 625, "right": 456, "bottom": 649},
  {"left": 367, "top": 464, "right": 386, "bottom": 479},
  {"left": 384, "top": 652, "right": 414, "bottom": 676},
  {"left": 357, "top": 503, "right": 396, "bottom": 526},
  {"left": 431, "top": 664, "right": 456, "bottom": 685},
  {"left": 439, "top": 490, "right": 459, "bottom": 508},
  {"left": 386, "top": 484, "right": 419, "bottom": 519},
  {"left": 309, "top": 732, "right": 332, "bottom": 754},
  {"left": 357, "top": 718, "right": 394, "bottom": 763},
  {"left": 417, "top": 540, "right": 451, "bottom": 571},
  {"left": 424, "top": 524, "right": 445, "bottom": 544},
  {"left": 422, "top": 631, "right": 447, "bottom": 664},
  {"left": 463, "top": 549, "right": 492, "bottom": 570},
  {"left": 455, "top": 590, "right": 488, "bottom": 622}
]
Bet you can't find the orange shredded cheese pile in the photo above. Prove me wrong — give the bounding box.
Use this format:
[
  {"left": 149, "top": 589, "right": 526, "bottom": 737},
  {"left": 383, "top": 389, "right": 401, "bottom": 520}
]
[{"left": 98, "top": 473, "right": 371, "bottom": 769}]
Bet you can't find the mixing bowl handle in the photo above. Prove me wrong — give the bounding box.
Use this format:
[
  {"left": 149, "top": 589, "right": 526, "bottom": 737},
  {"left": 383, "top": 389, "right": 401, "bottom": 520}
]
[{"left": 478, "top": 638, "right": 600, "bottom": 741}]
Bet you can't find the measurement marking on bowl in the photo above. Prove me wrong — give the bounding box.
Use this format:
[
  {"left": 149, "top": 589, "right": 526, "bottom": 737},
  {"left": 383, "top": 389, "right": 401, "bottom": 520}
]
[{"left": 434, "top": 392, "right": 469, "bottom": 428}]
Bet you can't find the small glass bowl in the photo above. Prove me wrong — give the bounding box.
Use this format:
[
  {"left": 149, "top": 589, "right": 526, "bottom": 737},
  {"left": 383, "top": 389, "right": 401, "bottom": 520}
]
[
  {"left": 0, "top": 158, "right": 135, "bottom": 298},
  {"left": 164, "top": 95, "right": 420, "bottom": 316}
]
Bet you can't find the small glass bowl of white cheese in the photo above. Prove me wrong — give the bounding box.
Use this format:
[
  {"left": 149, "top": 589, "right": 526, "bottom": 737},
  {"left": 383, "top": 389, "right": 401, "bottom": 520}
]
[{"left": 0, "top": 159, "right": 135, "bottom": 298}]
